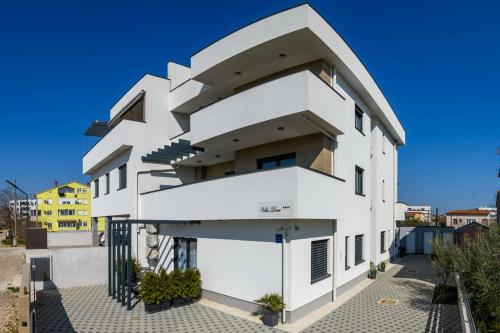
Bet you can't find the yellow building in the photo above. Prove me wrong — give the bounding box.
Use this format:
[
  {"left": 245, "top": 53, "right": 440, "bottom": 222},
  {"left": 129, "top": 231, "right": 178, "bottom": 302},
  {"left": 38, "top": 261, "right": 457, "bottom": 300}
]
[{"left": 35, "top": 181, "right": 104, "bottom": 232}]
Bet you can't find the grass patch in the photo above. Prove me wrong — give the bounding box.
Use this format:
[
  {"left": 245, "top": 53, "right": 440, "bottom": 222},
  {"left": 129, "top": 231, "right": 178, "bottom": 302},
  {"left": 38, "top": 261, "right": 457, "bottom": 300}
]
[
  {"left": 7, "top": 287, "right": 19, "bottom": 293},
  {"left": 1, "top": 238, "right": 26, "bottom": 246}
]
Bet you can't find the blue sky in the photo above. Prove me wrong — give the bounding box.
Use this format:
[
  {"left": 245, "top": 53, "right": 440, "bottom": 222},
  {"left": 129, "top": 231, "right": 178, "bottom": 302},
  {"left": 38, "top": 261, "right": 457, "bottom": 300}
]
[{"left": 0, "top": 0, "right": 498, "bottom": 211}]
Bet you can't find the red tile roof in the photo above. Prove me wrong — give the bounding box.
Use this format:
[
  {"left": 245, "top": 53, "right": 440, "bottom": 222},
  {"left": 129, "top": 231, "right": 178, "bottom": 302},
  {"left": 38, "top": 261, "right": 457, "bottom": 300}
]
[{"left": 446, "top": 209, "right": 490, "bottom": 216}]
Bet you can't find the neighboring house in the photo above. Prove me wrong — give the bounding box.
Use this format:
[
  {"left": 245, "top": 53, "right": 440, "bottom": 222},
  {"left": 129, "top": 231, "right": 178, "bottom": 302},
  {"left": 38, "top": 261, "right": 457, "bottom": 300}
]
[
  {"left": 446, "top": 209, "right": 491, "bottom": 229},
  {"left": 454, "top": 222, "right": 489, "bottom": 246},
  {"left": 407, "top": 205, "right": 432, "bottom": 222},
  {"left": 476, "top": 206, "right": 497, "bottom": 224},
  {"left": 395, "top": 202, "right": 408, "bottom": 222},
  {"left": 36, "top": 181, "right": 105, "bottom": 232},
  {"left": 82, "top": 4, "right": 406, "bottom": 323},
  {"left": 9, "top": 199, "right": 37, "bottom": 221}
]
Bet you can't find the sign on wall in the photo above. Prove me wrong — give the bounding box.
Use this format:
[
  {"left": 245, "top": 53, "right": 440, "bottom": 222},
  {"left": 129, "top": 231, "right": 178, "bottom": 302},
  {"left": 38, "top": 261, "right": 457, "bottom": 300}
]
[{"left": 258, "top": 200, "right": 293, "bottom": 217}]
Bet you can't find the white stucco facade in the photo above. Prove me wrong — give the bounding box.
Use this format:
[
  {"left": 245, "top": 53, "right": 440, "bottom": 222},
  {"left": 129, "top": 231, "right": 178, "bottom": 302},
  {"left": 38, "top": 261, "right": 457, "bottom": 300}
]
[{"left": 83, "top": 4, "right": 405, "bottom": 323}]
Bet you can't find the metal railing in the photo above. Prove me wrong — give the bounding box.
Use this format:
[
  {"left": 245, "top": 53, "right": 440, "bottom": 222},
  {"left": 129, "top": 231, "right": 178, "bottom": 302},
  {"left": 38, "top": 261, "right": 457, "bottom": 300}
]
[{"left": 456, "top": 274, "right": 478, "bottom": 333}]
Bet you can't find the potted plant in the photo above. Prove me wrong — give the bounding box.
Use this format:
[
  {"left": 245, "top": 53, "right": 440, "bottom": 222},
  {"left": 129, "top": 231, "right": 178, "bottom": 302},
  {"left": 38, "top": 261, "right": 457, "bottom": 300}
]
[
  {"left": 140, "top": 269, "right": 173, "bottom": 313},
  {"left": 184, "top": 268, "right": 202, "bottom": 301},
  {"left": 255, "top": 293, "right": 285, "bottom": 327},
  {"left": 379, "top": 260, "right": 386, "bottom": 272},
  {"left": 369, "top": 261, "right": 377, "bottom": 279},
  {"left": 171, "top": 269, "right": 189, "bottom": 307}
]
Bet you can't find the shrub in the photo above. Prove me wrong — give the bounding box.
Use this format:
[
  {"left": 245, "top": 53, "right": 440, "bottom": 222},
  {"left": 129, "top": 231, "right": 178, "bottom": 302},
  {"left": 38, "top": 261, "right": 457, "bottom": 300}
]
[
  {"left": 131, "top": 257, "right": 142, "bottom": 283},
  {"left": 140, "top": 271, "right": 162, "bottom": 304},
  {"left": 455, "top": 226, "right": 500, "bottom": 331},
  {"left": 369, "top": 261, "right": 376, "bottom": 273},
  {"left": 255, "top": 293, "right": 285, "bottom": 313},
  {"left": 380, "top": 260, "right": 386, "bottom": 270},
  {"left": 184, "top": 268, "right": 202, "bottom": 299}
]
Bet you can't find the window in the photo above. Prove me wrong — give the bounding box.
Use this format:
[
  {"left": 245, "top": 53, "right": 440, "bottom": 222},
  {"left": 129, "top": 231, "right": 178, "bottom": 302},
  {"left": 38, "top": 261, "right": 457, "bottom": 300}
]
[
  {"left": 77, "top": 188, "right": 82, "bottom": 194},
  {"left": 382, "top": 180, "right": 386, "bottom": 202},
  {"left": 380, "top": 231, "right": 386, "bottom": 253},
  {"left": 174, "top": 238, "right": 197, "bottom": 270},
  {"left": 355, "top": 105, "right": 363, "bottom": 133},
  {"left": 345, "top": 236, "right": 350, "bottom": 270},
  {"left": 355, "top": 234, "right": 364, "bottom": 265},
  {"left": 311, "top": 239, "right": 330, "bottom": 283},
  {"left": 58, "top": 209, "right": 75, "bottom": 216},
  {"left": 118, "top": 164, "right": 127, "bottom": 190},
  {"left": 452, "top": 218, "right": 458, "bottom": 224},
  {"left": 466, "top": 219, "right": 475, "bottom": 224},
  {"left": 82, "top": 189, "right": 88, "bottom": 194},
  {"left": 44, "top": 210, "right": 52, "bottom": 216},
  {"left": 105, "top": 173, "right": 110, "bottom": 194},
  {"left": 355, "top": 166, "right": 364, "bottom": 195},
  {"left": 257, "top": 153, "right": 296, "bottom": 170},
  {"left": 94, "top": 179, "right": 99, "bottom": 198},
  {"left": 58, "top": 221, "right": 76, "bottom": 228},
  {"left": 382, "top": 133, "right": 386, "bottom": 154}
]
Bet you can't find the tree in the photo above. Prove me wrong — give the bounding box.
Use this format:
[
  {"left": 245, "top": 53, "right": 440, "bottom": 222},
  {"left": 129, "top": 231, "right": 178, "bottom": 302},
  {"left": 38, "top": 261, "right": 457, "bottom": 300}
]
[
  {"left": 430, "top": 235, "right": 456, "bottom": 300},
  {"left": 0, "top": 188, "right": 15, "bottom": 229}
]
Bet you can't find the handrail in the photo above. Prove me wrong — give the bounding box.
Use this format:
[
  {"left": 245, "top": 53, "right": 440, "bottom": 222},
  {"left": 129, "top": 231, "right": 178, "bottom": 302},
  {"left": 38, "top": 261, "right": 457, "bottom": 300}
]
[
  {"left": 456, "top": 274, "right": 478, "bottom": 333},
  {"left": 140, "top": 165, "right": 345, "bottom": 196}
]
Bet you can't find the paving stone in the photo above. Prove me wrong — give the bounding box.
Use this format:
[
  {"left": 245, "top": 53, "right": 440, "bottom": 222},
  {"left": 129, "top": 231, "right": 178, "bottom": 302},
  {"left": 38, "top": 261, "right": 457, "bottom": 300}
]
[{"left": 302, "top": 255, "right": 462, "bottom": 333}]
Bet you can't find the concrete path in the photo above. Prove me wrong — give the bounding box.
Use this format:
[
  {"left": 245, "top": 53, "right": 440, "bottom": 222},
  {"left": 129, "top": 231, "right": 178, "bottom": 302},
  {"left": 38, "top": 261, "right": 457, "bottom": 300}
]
[
  {"left": 302, "top": 255, "right": 461, "bottom": 333},
  {"left": 35, "top": 285, "right": 280, "bottom": 333}
]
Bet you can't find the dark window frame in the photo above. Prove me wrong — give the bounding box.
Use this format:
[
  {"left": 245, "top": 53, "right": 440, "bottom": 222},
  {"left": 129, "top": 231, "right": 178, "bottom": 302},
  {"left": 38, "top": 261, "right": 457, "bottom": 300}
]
[
  {"left": 311, "top": 239, "right": 331, "bottom": 284},
  {"left": 355, "top": 166, "right": 364, "bottom": 196},
  {"left": 345, "top": 236, "right": 350, "bottom": 270},
  {"left": 105, "top": 173, "right": 110, "bottom": 195},
  {"left": 118, "top": 164, "right": 127, "bottom": 190},
  {"left": 355, "top": 234, "right": 364, "bottom": 265},
  {"left": 94, "top": 179, "right": 99, "bottom": 198},
  {"left": 174, "top": 237, "right": 197, "bottom": 270},
  {"left": 354, "top": 105, "right": 364, "bottom": 134},
  {"left": 257, "top": 153, "right": 297, "bottom": 170},
  {"left": 380, "top": 231, "right": 386, "bottom": 254}
]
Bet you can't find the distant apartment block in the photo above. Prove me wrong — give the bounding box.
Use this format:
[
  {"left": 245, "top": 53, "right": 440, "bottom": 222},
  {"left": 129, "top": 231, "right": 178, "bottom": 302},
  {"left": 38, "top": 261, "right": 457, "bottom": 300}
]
[
  {"left": 446, "top": 209, "right": 491, "bottom": 229},
  {"left": 476, "top": 206, "right": 497, "bottom": 223},
  {"left": 9, "top": 199, "right": 37, "bottom": 221},
  {"left": 35, "top": 181, "right": 104, "bottom": 232},
  {"left": 395, "top": 203, "right": 432, "bottom": 222}
]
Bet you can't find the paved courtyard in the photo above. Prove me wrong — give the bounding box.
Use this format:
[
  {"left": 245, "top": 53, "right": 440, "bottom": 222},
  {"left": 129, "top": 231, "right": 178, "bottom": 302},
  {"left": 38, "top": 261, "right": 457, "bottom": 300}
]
[
  {"left": 35, "top": 256, "right": 461, "bottom": 333},
  {"left": 34, "top": 285, "right": 279, "bottom": 333},
  {"left": 303, "top": 255, "right": 462, "bottom": 333}
]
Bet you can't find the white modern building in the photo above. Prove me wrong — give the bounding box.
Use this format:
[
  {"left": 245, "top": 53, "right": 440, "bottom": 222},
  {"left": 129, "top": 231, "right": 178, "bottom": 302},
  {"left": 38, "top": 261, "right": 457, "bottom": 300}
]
[
  {"left": 9, "top": 199, "right": 37, "bottom": 221},
  {"left": 476, "top": 206, "right": 497, "bottom": 223},
  {"left": 83, "top": 4, "right": 405, "bottom": 323}
]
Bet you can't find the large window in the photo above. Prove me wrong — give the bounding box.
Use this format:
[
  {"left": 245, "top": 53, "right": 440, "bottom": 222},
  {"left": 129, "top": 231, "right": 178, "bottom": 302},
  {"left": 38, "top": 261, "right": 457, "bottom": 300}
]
[
  {"left": 58, "top": 209, "right": 75, "bottom": 216},
  {"left": 105, "top": 173, "right": 110, "bottom": 194},
  {"left": 355, "top": 166, "right": 364, "bottom": 195},
  {"left": 345, "top": 236, "right": 350, "bottom": 270},
  {"left": 118, "top": 164, "right": 127, "bottom": 190},
  {"left": 311, "top": 239, "right": 330, "bottom": 283},
  {"left": 94, "top": 179, "right": 99, "bottom": 198},
  {"left": 174, "top": 238, "right": 197, "bottom": 271},
  {"left": 380, "top": 231, "right": 386, "bottom": 254},
  {"left": 355, "top": 234, "right": 364, "bottom": 265},
  {"left": 257, "top": 153, "right": 296, "bottom": 170},
  {"left": 355, "top": 105, "right": 363, "bottom": 133}
]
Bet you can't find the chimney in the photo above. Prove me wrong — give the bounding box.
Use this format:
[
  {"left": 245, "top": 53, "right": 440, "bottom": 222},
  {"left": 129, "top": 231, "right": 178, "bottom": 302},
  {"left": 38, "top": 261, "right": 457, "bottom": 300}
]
[{"left": 54, "top": 180, "right": 58, "bottom": 188}]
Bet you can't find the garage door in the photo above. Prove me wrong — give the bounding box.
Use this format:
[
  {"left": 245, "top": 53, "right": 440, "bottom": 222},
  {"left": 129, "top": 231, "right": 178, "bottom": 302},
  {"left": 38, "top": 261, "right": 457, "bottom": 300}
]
[
  {"left": 406, "top": 231, "right": 416, "bottom": 253},
  {"left": 423, "top": 232, "right": 433, "bottom": 254}
]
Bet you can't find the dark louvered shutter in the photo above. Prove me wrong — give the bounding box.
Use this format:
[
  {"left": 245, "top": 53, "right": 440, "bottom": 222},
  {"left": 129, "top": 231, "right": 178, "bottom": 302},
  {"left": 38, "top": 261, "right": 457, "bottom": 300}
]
[
  {"left": 355, "top": 235, "right": 364, "bottom": 265},
  {"left": 311, "top": 239, "right": 329, "bottom": 283}
]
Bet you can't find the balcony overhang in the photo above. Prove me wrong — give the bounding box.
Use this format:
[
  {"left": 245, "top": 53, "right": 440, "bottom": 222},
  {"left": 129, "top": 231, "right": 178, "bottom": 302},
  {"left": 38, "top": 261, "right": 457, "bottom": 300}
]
[{"left": 190, "top": 4, "right": 405, "bottom": 145}]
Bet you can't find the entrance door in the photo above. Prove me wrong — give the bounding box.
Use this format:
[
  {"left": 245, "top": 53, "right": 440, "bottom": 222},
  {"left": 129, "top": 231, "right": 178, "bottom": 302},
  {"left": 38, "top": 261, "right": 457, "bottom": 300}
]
[
  {"left": 423, "top": 232, "right": 433, "bottom": 254},
  {"left": 406, "top": 231, "right": 416, "bottom": 253}
]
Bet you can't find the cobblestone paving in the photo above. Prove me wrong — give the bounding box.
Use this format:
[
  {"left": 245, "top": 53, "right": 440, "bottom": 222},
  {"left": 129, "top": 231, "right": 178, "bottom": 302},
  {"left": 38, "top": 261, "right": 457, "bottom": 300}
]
[
  {"left": 35, "top": 285, "right": 280, "bottom": 333},
  {"left": 303, "top": 255, "right": 462, "bottom": 333}
]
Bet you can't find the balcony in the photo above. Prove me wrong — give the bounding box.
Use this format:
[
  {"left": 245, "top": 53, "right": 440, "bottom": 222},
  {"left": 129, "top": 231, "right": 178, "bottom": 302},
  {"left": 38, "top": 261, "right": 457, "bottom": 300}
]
[
  {"left": 140, "top": 166, "right": 345, "bottom": 221},
  {"left": 83, "top": 119, "right": 142, "bottom": 174}
]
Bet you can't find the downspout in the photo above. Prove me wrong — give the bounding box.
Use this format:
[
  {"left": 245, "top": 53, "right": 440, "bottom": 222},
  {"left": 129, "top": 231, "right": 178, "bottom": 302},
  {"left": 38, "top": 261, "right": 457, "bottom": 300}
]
[{"left": 392, "top": 143, "right": 397, "bottom": 260}]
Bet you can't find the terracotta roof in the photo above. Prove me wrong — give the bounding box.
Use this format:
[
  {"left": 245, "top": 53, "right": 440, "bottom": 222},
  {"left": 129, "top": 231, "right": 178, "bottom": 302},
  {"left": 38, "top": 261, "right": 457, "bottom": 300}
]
[{"left": 446, "top": 209, "right": 490, "bottom": 216}]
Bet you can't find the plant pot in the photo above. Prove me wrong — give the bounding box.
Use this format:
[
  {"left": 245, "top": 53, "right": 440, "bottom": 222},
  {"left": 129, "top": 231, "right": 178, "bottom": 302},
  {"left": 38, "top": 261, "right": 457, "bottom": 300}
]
[
  {"left": 369, "top": 271, "right": 377, "bottom": 279},
  {"left": 172, "top": 298, "right": 192, "bottom": 307},
  {"left": 262, "top": 309, "right": 280, "bottom": 327},
  {"left": 379, "top": 266, "right": 385, "bottom": 272},
  {"left": 144, "top": 300, "right": 172, "bottom": 313}
]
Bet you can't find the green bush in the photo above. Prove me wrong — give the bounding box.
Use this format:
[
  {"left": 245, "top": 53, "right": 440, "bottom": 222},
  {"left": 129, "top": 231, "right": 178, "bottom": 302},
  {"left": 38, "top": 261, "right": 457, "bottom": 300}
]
[
  {"left": 140, "top": 268, "right": 202, "bottom": 305},
  {"left": 140, "top": 271, "right": 162, "bottom": 304},
  {"left": 255, "top": 293, "right": 285, "bottom": 313},
  {"left": 455, "top": 227, "right": 500, "bottom": 332}
]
